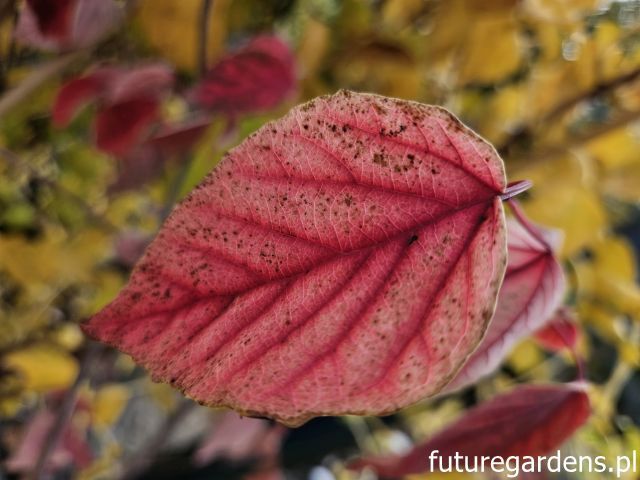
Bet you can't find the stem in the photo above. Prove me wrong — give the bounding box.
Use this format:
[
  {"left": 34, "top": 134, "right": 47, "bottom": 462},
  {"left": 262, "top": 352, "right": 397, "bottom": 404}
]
[
  {"left": 0, "top": 51, "right": 87, "bottom": 120},
  {"left": 499, "top": 179, "right": 532, "bottom": 201},
  {"left": 197, "top": 0, "right": 214, "bottom": 76},
  {"left": 33, "top": 342, "right": 102, "bottom": 480}
]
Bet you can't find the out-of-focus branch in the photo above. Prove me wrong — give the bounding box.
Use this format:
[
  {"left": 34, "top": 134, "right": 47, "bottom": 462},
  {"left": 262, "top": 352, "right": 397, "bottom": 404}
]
[
  {"left": 198, "top": 0, "right": 214, "bottom": 76},
  {"left": 33, "top": 342, "right": 102, "bottom": 480},
  {"left": 543, "top": 66, "right": 640, "bottom": 126},
  {"left": 499, "top": 66, "right": 640, "bottom": 156},
  {"left": 0, "top": 51, "right": 87, "bottom": 119},
  {"left": 511, "top": 107, "right": 640, "bottom": 167}
]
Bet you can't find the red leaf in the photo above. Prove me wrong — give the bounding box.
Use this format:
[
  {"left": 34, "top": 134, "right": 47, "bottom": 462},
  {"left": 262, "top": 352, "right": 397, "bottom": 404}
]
[
  {"left": 148, "top": 117, "right": 211, "bottom": 155},
  {"left": 83, "top": 90, "right": 509, "bottom": 426},
  {"left": 52, "top": 68, "right": 116, "bottom": 127},
  {"left": 351, "top": 383, "right": 590, "bottom": 477},
  {"left": 106, "top": 118, "right": 209, "bottom": 193},
  {"left": 16, "top": 0, "right": 122, "bottom": 51},
  {"left": 444, "top": 212, "right": 566, "bottom": 392},
  {"left": 534, "top": 307, "right": 579, "bottom": 351},
  {"left": 94, "top": 98, "right": 160, "bottom": 157},
  {"left": 53, "top": 64, "right": 173, "bottom": 156},
  {"left": 191, "top": 35, "right": 296, "bottom": 115},
  {"left": 26, "top": 0, "right": 75, "bottom": 39}
]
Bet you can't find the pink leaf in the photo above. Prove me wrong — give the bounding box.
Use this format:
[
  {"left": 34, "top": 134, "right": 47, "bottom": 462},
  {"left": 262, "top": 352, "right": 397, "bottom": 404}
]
[
  {"left": 83, "top": 90, "right": 509, "bottom": 426},
  {"left": 114, "top": 230, "right": 152, "bottom": 268},
  {"left": 94, "top": 98, "right": 160, "bottom": 157},
  {"left": 351, "top": 383, "right": 590, "bottom": 477},
  {"left": 69, "top": 0, "right": 123, "bottom": 49},
  {"left": 104, "top": 64, "right": 174, "bottom": 105},
  {"left": 191, "top": 35, "right": 296, "bottom": 116},
  {"left": 193, "top": 412, "right": 284, "bottom": 466},
  {"left": 534, "top": 307, "right": 579, "bottom": 351},
  {"left": 444, "top": 212, "right": 566, "bottom": 392}
]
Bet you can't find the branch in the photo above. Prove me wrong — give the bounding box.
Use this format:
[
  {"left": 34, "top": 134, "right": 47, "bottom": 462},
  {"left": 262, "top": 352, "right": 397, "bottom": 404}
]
[
  {"left": 498, "top": 66, "right": 640, "bottom": 155},
  {"left": 543, "top": 66, "right": 640, "bottom": 125},
  {"left": 197, "top": 0, "right": 214, "bottom": 76},
  {"left": 33, "top": 342, "right": 102, "bottom": 480},
  {"left": 511, "top": 107, "right": 640, "bottom": 167},
  {"left": 0, "top": 51, "right": 87, "bottom": 120}
]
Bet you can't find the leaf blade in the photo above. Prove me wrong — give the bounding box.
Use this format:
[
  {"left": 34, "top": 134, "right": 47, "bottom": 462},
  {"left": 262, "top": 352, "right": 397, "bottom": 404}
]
[
  {"left": 83, "top": 91, "right": 508, "bottom": 426},
  {"left": 444, "top": 214, "right": 566, "bottom": 392}
]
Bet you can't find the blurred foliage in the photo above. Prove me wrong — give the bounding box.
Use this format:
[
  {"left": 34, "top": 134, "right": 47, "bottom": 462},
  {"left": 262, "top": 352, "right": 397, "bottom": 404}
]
[{"left": 0, "top": 0, "right": 640, "bottom": 479}]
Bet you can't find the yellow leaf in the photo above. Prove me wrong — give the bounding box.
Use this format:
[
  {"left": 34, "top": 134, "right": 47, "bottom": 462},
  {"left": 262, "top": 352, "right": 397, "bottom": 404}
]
[
  {"left": 521, "top": 184, "right": 605, "bottom": 256},
  {"left": 333, "top": 41, "right": 422, "bottom": 99},
  {"left": 53, "top": 324, "right": 85, "bottom": 351},
  {"left": 136, "top": 0, "right": 231, "bottom": 72},
  {"left": 297, "top": 16, "right": 331, "bottom": 80},
  {"left": 587, "top": 126, "right": 640, "bottom": 170},
  {"left": 575, "top": 236, "right": 640, "bottom": 317},
  {"left": 5, "top": 344, "right": 78, "bottom": 392},
  {"left": 601, "top": 162, "right": 640, "bottom": 202},
  {"left": 92, "top": 384, "right": 130, "bottom": 428},
  {"left": 418, "top": 0, "right": 522, "bottom": 86},
  {"left": 620, "top": 342, "right": 640, "bottom": 366},
  {"left": 508, "top": 340, "right": 546, "bottom": 375},
  {"left": 580, "top": 301, "right": 619, "bottom": 343},
  {"left": 382, "top": 0, "right": 427, "bottom": 29},
  {"left": 0, "top": 227, "right": 110, "bottom": 288},
  {"left": 513, "top": 154, "right": 605, "bottom": 256},
  {"left": 456, "top": 11, "right": 523, "bottom": 85}
]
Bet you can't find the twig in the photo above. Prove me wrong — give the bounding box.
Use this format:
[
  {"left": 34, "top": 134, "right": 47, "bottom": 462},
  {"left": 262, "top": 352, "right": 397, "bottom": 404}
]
[
  {"left": 499, "top": 179, "right": 532, "bottom": 201},
  {"left": 508, "top": 106, "right": 640, "bottom": 170},
  {"left": 197, "top": 0, "right": 214, "bottom": 76},
  {"left": 33, "top": 342, "right": 102, "bottom": 480},
  {"left": 159, "top": 0, "right": 215, "bottom": 222},
  {"left": 498, "top": 66, "right": 640, "bottom": 155},
  {"left": 543, "top": 66, "right": 640, "bottom": 126},
  {"left": 119, "top": 399, "right": 196, "bottom": 480},
  {"left": 0, "top": 50, "right": 86, "bottom": 120}
]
